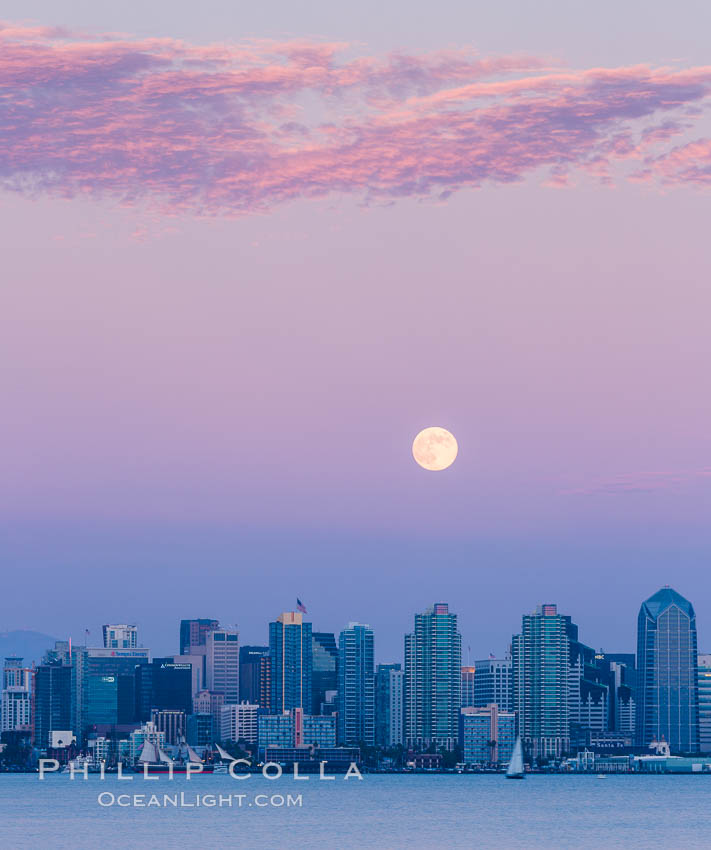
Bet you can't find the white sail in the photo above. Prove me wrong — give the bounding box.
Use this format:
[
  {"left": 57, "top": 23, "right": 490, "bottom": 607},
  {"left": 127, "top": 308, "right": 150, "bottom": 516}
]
[
  {"left": 215, "top": 743, "right": 235, "bottom": 761},
  {"left": 138, "top": 741, "right": 158, "bottom": 763},
  {"left": 158, "top": 748, "right": 173, "bottom": 764},
  {"left": 506, "top": 737, "right": 525, "bottom": 778},
  {"left": 186, "top": 746, "right": 203, "bottom": 764}
]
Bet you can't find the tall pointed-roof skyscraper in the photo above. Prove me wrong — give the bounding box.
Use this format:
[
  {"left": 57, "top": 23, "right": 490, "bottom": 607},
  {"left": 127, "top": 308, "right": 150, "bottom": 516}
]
[{"left": 636, "top": 586, "right": 700, "bottom": 753}]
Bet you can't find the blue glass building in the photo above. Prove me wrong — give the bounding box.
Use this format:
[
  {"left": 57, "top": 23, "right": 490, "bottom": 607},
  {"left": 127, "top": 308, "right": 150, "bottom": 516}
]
[
  {"left": 636, "top": 587, "right": 700, "bottom": 753},
  {"left": 338, "top": 623, "right": 375, "bottom": 746},
  {"left": 269, "top": 612, "right": 312, "bottom": 713}
]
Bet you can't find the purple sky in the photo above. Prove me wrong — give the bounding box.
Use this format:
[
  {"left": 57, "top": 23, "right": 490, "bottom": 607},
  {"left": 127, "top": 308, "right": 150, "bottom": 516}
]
[{"left": 1, "top": 4, "right": 710, "bottom": 660}]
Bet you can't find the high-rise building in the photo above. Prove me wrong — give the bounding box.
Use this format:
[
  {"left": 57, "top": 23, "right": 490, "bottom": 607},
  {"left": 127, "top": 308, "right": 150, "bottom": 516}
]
[
  {"left": 102, "top": 624, "right": 138, "bottom": 649},
  {"left": 404, "top": 602, "right": 462, "bottom": 749},
  {"left": 269, "top": 612, "right": 312, "bottom": 714},
  {"left": 72, "top": 646, "right": 150, "bottom": 740},
  {"left": 595, "top": 652, "right": 636, "bottom": 735},
  {"left": 312, "top": 633, "right": 338, "bottom": 715},
  {"left": 338, "top": 623, "right": 375, "bottom": 746},
  {"left": 220, "top": 702, "right": 259, "bottom": 744},
  {"left": 512, "top": 604, "right": 572, "bottom": 759},
  {"left": 461, "top": 666, "right": 476, "bottom": 709},
  {"left": 205, "top": 628, "right": 240, "bottom": 704},
  {"left": 375, "top": 663, "right": 404, "bottom": 747},
  {"left": 1, "top": 657, "right": 32, "bottom": 733},
  {"left": 239, "top": 646, "right": 269, "bottom": 705},
  {"left": 568, "top": 639, "right": 608, "bottom": 747},
  {"left": 33, "top": 662, "right": 72, "bottom": 748},
  {"left": 193, "top": 689, "right": 225, "bottom": 731},
  {"left": 473, "top": 656, "right": 513, "bottom": 712},
  {"left": 180, "top": 619, "right": 220, "bottom": 656},
  {"left": 636, "top": 587, "right": 700, "bottom": 753},
  {"left": 461, "top": 704, "right": 516, "bottom": 766},
  {"left": 698, "top": 654, "right": 711, "bottom": 754},
  {"left": 135, "top": 658, "right": 192, "bottom": 720}
]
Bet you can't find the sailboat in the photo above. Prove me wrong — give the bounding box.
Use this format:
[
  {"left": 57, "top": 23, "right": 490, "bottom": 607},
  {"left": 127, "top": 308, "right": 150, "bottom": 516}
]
[
  {"left": 134, "top": 740, "right": 213, "bottom": 773},
  {"left": 506, "top": 737, "right": 525, "bottom": 779}
]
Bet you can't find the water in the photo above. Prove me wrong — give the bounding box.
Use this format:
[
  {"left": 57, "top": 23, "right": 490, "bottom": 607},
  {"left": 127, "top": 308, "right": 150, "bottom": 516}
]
[{"left": 1, "top": 773, "right": 710, "bottom": 849}]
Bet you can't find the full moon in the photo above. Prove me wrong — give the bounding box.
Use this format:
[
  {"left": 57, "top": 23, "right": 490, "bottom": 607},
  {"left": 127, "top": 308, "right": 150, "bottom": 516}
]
[{"left": 412, "top": 426, "right": 458, "bottom": 471}]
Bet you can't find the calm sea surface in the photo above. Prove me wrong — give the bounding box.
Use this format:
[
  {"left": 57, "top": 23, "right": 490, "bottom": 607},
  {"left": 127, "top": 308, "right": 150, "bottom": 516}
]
[{"left": 1, "top": 773, "right": 710, "bottom": 849}]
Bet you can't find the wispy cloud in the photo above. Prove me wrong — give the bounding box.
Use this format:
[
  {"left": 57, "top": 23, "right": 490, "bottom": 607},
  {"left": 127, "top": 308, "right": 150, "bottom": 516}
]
[
  {"left": 1, "top": 22, "right": 711, "bottom": 215},
  {"left": 561, "top": 468, "right": 711, "bottom": 496}
]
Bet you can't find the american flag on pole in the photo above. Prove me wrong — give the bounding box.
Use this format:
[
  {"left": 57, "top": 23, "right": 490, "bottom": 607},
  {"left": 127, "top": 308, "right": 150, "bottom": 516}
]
[{"left": 296, "top": 598, "right": 308, "bottom": 614}]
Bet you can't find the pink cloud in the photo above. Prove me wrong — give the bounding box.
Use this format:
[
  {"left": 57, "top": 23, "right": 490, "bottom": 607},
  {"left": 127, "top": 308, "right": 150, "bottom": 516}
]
[{"left": 1, "top": 23, "right": 711, "bottom": 215}]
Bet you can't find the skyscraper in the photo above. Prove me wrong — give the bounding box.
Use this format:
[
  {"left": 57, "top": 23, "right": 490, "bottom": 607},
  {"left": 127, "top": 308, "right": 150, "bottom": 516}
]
[
  {"left": 375, "top": 663, "right": 404, "bottom": 748},
  {"left": 205, "top": 628, "right": 240, "bottom": 704},
  {"left": 404, "top": 602, "right": 462, "bottom": 749},
  {"left": 461, "top": 666, "right": 476, "bottom": 709},
  {"left": 512, "top": 604, "right": 571, "bottom": 759},
  {"left": 102, "top": 624, "right": 138, "bottom": 649},
  {"left": 239, "top": 646, "right": 269, "bottom": 705},
  {"left": 698, "top": 654, "right": 711, "bottom": 753},
  {"left": 311, "top": 632, "right": 338, "bottom": 715},
  {"left": 33, "top": 662, "right": 72, "bottom": 748},
  {"left": 180, "top": 619, "right": 220, "bottom": 656},
  {"left": 595, "top": 652, "right": 636, "bottom": 736},
  {"left": 338, "top": 623, "right": 375, "bottom": 746},
  {"left": 1, "top": 657, "right": 32, "bottom": 733},
  {"left": 135, "top": 658, "right": 193, "bottom": 720},
  {"left": 473, "top": 656, "right": 513, "bottom": 711},
  {"left": 269, "top": 612, "right": 312, "bottom": 713},
  {"left": 636, "top": 587, "right": 700, "bottom": 753}
]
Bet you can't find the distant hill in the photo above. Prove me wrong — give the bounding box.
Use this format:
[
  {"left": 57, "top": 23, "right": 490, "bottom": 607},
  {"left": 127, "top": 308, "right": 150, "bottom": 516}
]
[{"left": 0, "top": 630, "right": 58, "bottom": 666}]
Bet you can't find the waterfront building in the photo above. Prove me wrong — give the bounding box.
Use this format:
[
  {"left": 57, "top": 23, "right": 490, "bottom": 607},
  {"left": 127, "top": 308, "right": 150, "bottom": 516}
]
[
  {"left": 186, "top": 713, "right": 214, "bottom": 747},
  {"left": 239, "top": 646, "right": 270, "bottom": 706},
  {"left": 269, "top": 612, "right": 312, "bottom": 714},
  {"left": 312, "top": 633, "right": 338, "bottom": 715},
  {"left": 461, "top": 704, "right": 516, "bottom": 766},
  {"left": 102, "top": 624, "right": 138, "bottom": 649},
  {"left": 375, "top": 664, "right": 404, "bottom": 747},
  {"left": 404, "top": 602, "right": 462, "bottom": 749},
  {"left": 33, "top": 662, "right": 72, "bottom": 748},
  {"left": 512, "top": 604, "right": 571, "bottom": 759},
  {"left": 699, "top": 654, "right": 711, "bottom": 753},
  {"left": 258, "top": 709, "right": 336, "bottom": 754},
  {"left": 473, "top": 656, "right": 513, "bottom": 712},
  {"left": 1, "top": 657, "right": 32, "bottom": 733},
  {"left": 461, "top": 666, "right": 476, "bottom": 709},
  {"left": 180, "top": 619, "right": 220, "bottom": 656},
  {"left": 220, "top": 702, "right": 259, "bottom": 744},
  {"left": 338, "top": 623, "right": 375, "bottom": 746},
  {"left": 150, "top": 709, "right": 186, "bottom": 745},
  {"left": 636, "top": 587, "right": 700, "bottom": 753},
  {"left": 128, "top": 721, "right": 165, "bottom": 763},
  {"left": 205, "top": 628, "right": 240, "bottom": 704},
  {"left": 258, "top": 713, "right": 294, "bottom": 751}
]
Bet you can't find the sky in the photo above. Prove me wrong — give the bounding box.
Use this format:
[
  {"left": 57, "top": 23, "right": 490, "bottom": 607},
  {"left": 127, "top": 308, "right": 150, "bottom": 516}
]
[{"left": 0, "top": 2, "right": 710, "bottom": 660}]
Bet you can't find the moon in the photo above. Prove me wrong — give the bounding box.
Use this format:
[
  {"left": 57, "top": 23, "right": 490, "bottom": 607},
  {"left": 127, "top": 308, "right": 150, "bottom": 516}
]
[{"left": 412, "top": 427, "right": 458, "bottom": 471}]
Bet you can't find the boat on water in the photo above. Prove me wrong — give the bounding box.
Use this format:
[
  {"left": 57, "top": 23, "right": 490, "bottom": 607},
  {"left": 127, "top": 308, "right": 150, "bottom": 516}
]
[
  {"left": 134, "top": 740, "right": 213, "bottom": 774},
  {"left": 506, "top": 737, "right": 525, "bottom": 779}
]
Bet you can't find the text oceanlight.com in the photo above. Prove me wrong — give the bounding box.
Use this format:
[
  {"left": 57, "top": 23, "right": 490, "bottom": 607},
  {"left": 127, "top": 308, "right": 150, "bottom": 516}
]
[{"left": 97, "top": 792, "right": 303, "bottom": 808}]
